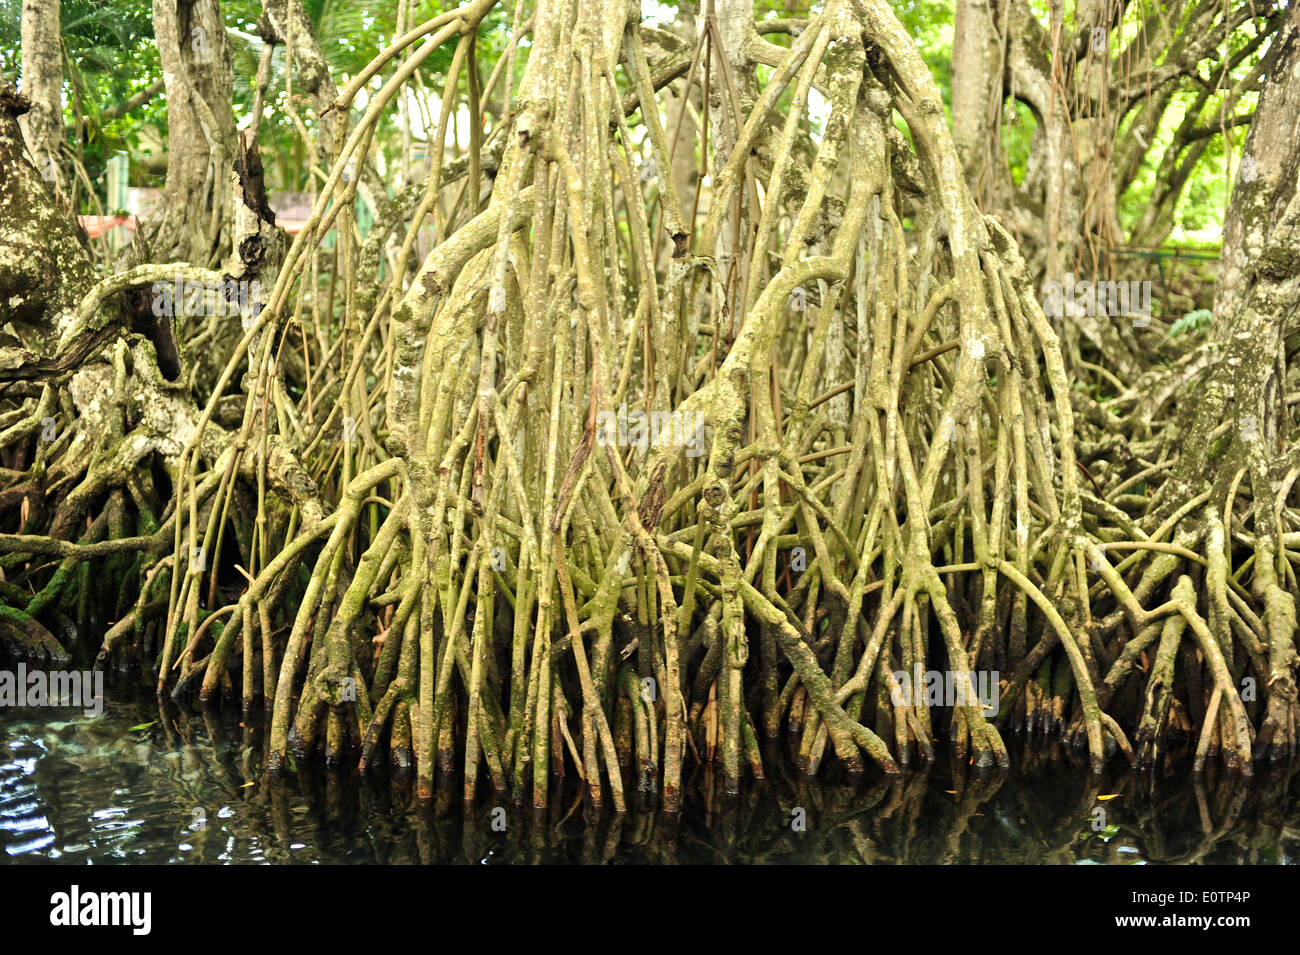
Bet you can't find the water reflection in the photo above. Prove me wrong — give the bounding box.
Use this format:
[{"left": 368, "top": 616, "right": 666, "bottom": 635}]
[{"left": 1, "top": 698, "right": 1297, "bottom": 864}]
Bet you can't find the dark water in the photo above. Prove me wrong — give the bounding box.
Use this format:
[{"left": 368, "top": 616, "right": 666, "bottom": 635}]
[{"left": 2, "top": 696, "right": 1298, "bottom": 864}]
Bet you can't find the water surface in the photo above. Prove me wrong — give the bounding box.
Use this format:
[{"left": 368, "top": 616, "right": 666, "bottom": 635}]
[{"left": 2, "top": 698, "right": 1297, "bottom": 864}]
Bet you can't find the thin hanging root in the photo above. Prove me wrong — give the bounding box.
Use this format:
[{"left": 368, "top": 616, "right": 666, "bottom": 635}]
[{"left": 997, "top": 561, "right": 1107, "bottom": 771}]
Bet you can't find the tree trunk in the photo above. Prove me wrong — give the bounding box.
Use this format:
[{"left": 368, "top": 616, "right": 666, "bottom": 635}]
[
  {"left": 1161, "top": 12, "right": 1300, "bottom": 758},
  {"left": 147, "top": 0, "right": 238, "bottom": 266},
  {"left": 17, "top": 0, "right": 68, "bottom": 207}
]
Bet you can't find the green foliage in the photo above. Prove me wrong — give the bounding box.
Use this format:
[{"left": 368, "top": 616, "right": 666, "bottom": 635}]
[
  {"left": 0, "top": 0, "right": 24, "bottom": 80},
  {"left": 0, "top": 0, "right": 1268, "bottom": 234},
  {"left": 893, "top": 0, "right": 953, "bottom": 109},
  {"left": 1168, "top": 309, "right": 1213, "bottom": 337},
  {"left": 1, "top": 2, "right": 157, "bottom": 113},
  {"left": 1, "top": 0, "right": 160, "bottom": 206},
  {"left": 1001, "top": 101, "right": 1036, "bottom": 187}
]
